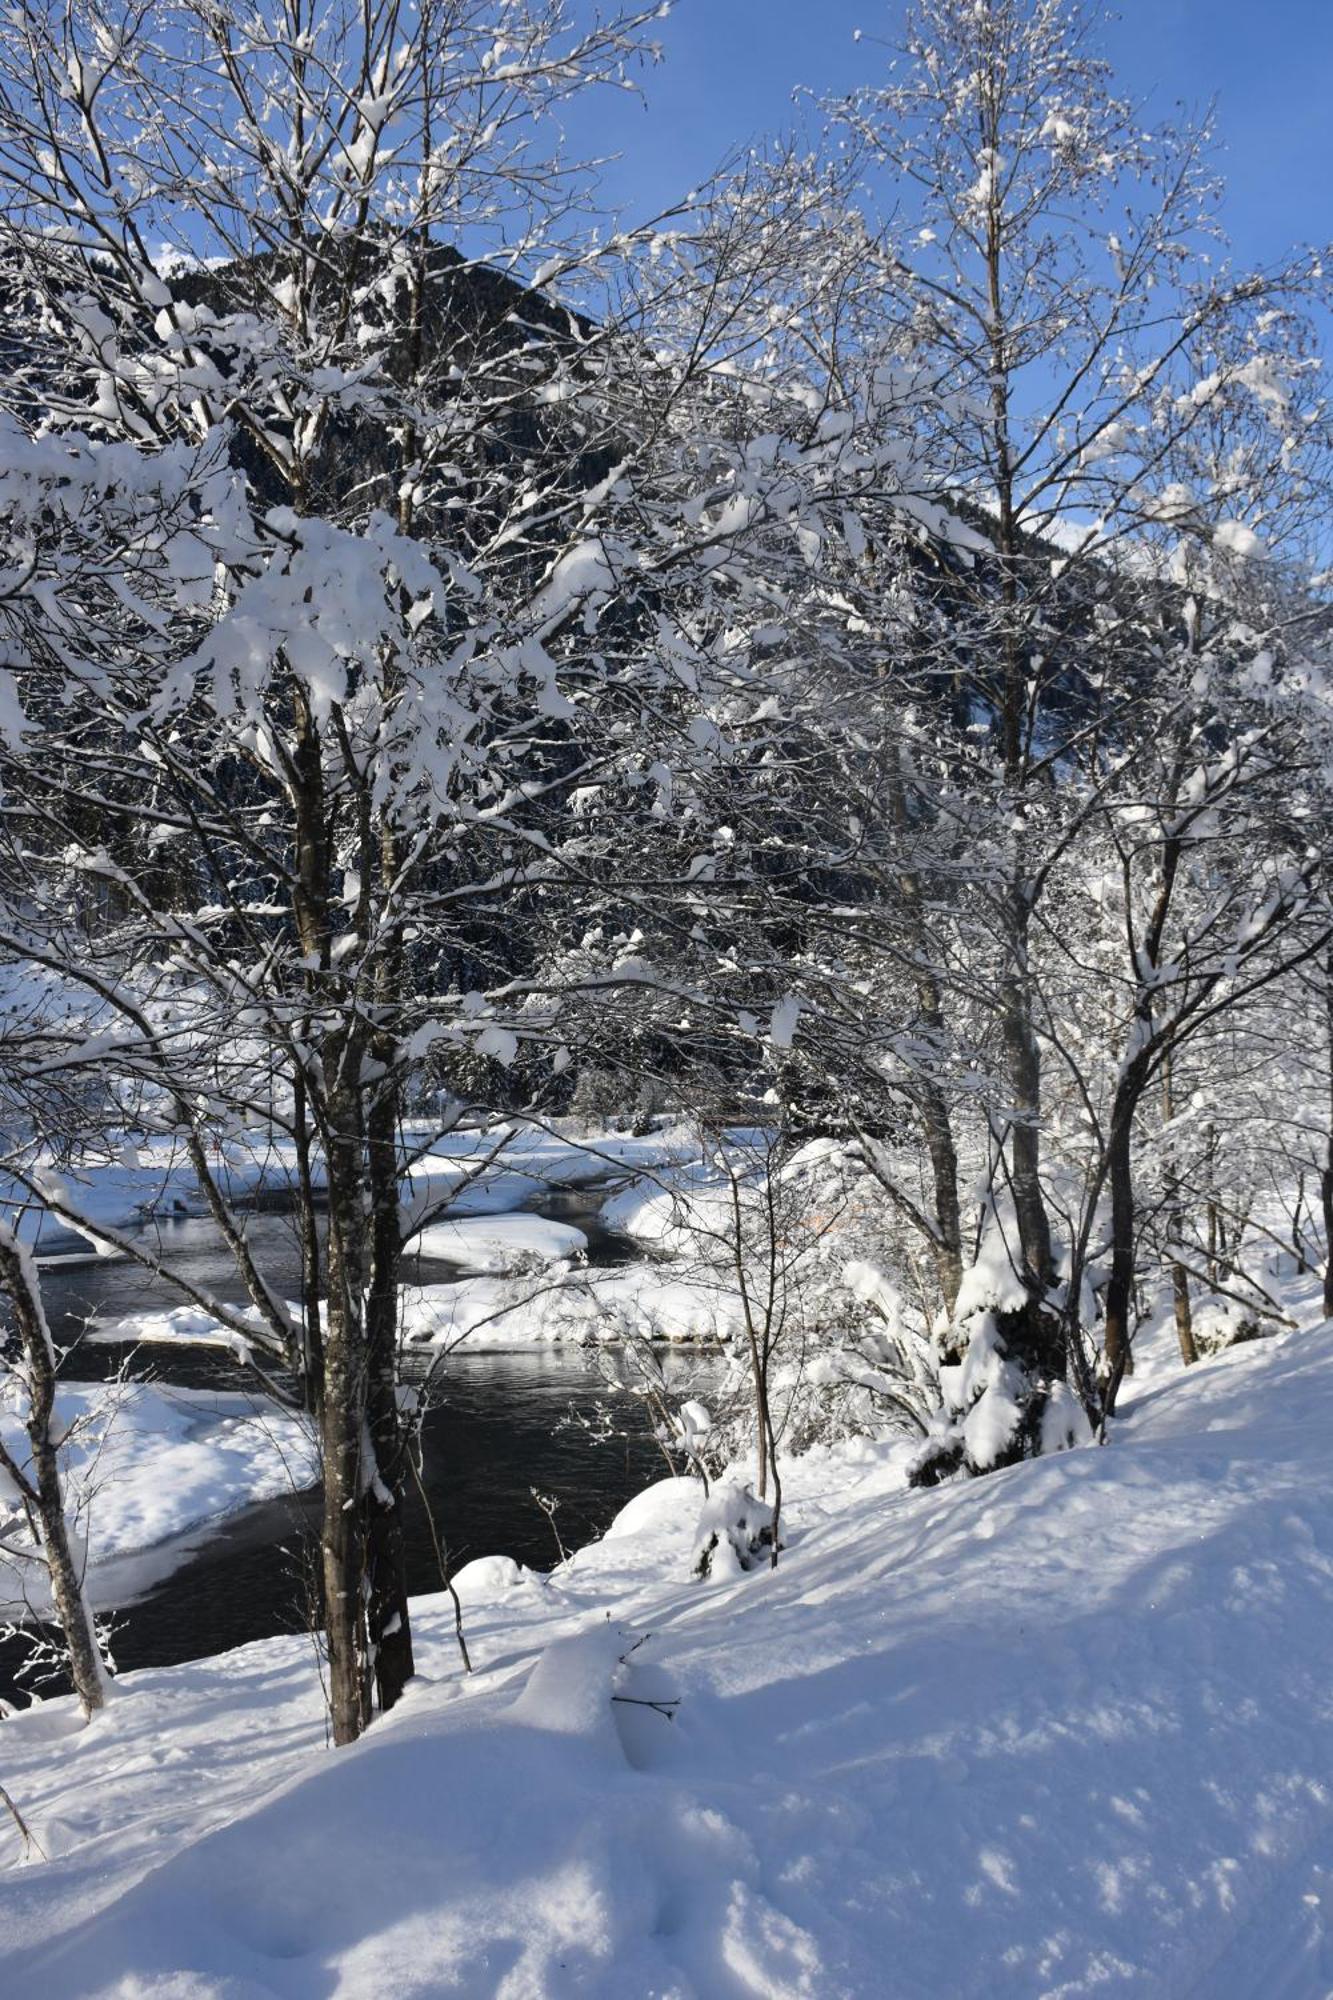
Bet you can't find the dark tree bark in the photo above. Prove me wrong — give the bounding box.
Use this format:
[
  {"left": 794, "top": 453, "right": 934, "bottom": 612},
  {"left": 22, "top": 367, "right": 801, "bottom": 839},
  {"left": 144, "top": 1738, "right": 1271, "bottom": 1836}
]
[
  {"left": 999, "top": 891, "right": 1064, "bottom": 1383},
  {"left": 365, "top": 1068, "right": 414, "bottom": 1714},
  {"left": 320, "top": 1061, "right": 373, "bottom": 1745},
  {"left": 1101, "top": 1091, "right": 1142, "bottom": 1412},
  {"left": 1161, "top": 1060, "right": 1198, "bottom": 1367},
  {"left": 288, "top": 694, "right": 416, "bottom": 1743}
]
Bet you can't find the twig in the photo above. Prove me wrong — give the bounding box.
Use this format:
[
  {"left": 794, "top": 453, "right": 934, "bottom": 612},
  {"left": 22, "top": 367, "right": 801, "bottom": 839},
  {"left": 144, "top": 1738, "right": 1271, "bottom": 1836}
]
[
  {"left": 0, "top": 1780, "right": 45, "bottom": 1862},
  {"left": 409, "top": 1452, "right": 472, "bottom": 1674},
  {"left": 610, "top": 1694, "right": 680, "bottom": 1720}
]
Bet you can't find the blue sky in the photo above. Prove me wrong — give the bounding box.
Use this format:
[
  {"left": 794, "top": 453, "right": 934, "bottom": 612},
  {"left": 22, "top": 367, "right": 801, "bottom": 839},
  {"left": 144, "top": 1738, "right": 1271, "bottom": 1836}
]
[{"left": 574, "top": 1, "right": 1332, "bottom": 273}]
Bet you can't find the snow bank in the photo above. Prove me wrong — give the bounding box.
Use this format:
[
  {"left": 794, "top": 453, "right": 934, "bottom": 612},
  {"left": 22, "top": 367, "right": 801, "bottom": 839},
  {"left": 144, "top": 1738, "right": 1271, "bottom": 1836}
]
[
  {"left": 89, "top": 1259, "right": 739, "bottom": 1354},
  {"left": 84, "top": 1301, "right": 283, "bottom": 1352},
  {"left": 401, "top": 1263, "right": 741, "bottom": 1350},
  {"left": 600, "top": 1153, "right": 748, "bottom": 1253},
  {"left": 407, "top": 1211, "right": 587, "bottom": 1273},
  {"left": 0, "top": 1383, "right": 314, "bottom": 1612},
  {"left": 7, "top": 1121, "right": 698, "bottom": 1262},
  {"left": 1, "top": 1142, "right": 321, "bottom": 1260},
  {"left": 8, "top": 1330, "right": 1333, "bottom": 1995},
  {"left": 400, "top": 1121, "right": 699, "bottom": 1229}
]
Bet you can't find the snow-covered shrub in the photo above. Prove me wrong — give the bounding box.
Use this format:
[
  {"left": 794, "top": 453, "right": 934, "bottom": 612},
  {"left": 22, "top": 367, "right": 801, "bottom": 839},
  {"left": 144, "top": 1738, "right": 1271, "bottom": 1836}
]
[
  {"left": 1191, "top": 1296, "right": 1281, "bottom": 1355},
  {"left": 605, "top": 1134, "right": 951, "bottom": 1488},
  {"left": 691, "top": 1481, "right": 776, "bottom": 1579},
  {"left": 909, "top": 1209, "right": 1088, "bottom": 1485}
]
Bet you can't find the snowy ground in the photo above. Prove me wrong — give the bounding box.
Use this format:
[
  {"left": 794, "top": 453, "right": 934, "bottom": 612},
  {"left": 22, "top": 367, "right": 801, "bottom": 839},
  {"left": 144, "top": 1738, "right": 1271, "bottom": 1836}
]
[
  {"left": 0, "top": 1384, "right": 314, "bottom": 1615},
  {"left": 4, "top": 1326, "right": 1333, "bottom": 1995}
]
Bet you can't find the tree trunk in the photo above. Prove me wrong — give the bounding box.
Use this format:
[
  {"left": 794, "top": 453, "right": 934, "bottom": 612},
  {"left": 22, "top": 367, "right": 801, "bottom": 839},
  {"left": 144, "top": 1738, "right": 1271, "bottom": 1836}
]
[
  {"left": 364, "top": 1069, "right": 414, "bottom": 1714},
  {"left": 320, "top": 1077, "right": 372, "bottom": 1746},
  {"left": 1170, "top": 1257, "right": 1197, "bottom": 1367},
  {"left": 0, "top": 1235, "right": 107, "bottom": 1717},
  {"left": 979, "top": 61, "right": 1061, "bottom": 1381},
  {"left": 30, "top": 1412, "right": 108, "bottom": 1716},
  {"left": 1161, "top": 1059, "right": 1198, "bottom": 1365},
  {"left": 1000, "top": 895, "right": 1061, "bottom": 1380},
  {"left": 290, "top": 1066, "right": 326, "bottom": 1416},
  {"left": 362, "top": 816, "right": 414, "bottom": 1714},
  {"left": 920, "top": 1084, "right": 964, "bottom": 1317},
  {"left": 1101, "top": 1102, "right": 1137, "bottom": 1411},
  {"left": 886, "top": 746, "right": 965, "bottom": 1316},
  {"left": 1003, "top": 961, "right": 1055, "bottom": 1295}
]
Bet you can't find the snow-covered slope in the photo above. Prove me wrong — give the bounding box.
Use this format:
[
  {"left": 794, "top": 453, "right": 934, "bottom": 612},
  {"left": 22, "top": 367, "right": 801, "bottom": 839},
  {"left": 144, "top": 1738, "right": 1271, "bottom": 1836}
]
[{"left": 5, "top": 1330, "right": 1333, "bottom": 1997}]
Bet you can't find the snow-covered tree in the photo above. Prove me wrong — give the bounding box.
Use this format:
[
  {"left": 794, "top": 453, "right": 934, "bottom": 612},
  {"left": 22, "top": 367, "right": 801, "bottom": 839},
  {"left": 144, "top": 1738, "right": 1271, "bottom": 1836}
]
[
  {"left": 811, "top": 0, "right": 1333, "bottom": 1462},
  {"left": 0, "top": 0, "right": 959, "bottom": 1733},
  {"left": 0, "top": 0, "right": 718, "bottom": 1744}
]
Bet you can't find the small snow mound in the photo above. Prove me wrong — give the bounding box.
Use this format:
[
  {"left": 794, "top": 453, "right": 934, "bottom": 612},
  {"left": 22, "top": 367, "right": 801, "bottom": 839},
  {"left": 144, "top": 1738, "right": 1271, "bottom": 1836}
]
[
  {"left": 449, "top": 1554, "right": 524, "bottom": 1600},
  {"left": 603, "top": 1476, "right": 700, "bottom": 1543},
  {"left": 409, "top": 1212, "right": 587, "bottom": 1274},
  {"left": 510, "top": 1624, "right": 630, "bottom": 1741}
]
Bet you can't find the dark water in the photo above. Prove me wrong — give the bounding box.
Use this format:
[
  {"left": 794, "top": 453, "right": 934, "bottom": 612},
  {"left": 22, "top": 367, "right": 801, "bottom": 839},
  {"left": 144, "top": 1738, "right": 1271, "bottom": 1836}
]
[
  {"left": 80, "top": 1350, "right": 665, "bottom": 1682},
  {"left": 2, "top": 1191, "right": 670, "bottom": 1698}
]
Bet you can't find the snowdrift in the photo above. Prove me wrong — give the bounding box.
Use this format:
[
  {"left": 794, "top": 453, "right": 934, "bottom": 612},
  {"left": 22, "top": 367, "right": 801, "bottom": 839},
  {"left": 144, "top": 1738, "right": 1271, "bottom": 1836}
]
[{"left": 5, "top": 1329, "right": 1333, "bottom": 1996}]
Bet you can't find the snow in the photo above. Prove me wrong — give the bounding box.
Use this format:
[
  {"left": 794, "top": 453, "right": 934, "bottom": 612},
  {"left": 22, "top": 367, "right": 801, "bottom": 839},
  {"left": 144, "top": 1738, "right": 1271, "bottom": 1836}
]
[
  {"left": 82, "top": 1232, "right": 736, "bottom": 1362},
  {"left": 406, "top": 1211, "right": 587, "bottom": 1273},
  {"left": 2, "top": 1121, "right": 699, "bottom": 1264},
  {"left": 0, "top": 1383, "right": 314, "bottom": 1613},
  {"left": 398, "top": 1121, "right": 698, "bottom": 1224},
  {"left": 596, "top": 1138, "right": 833, "bottom": 1263},
  {"left": 6, "top": 1328, "right": 1333, "bottom": 1993},
  {"left": 690, "top": 1479, "right": 776, "bottom": 1579},
  {"left": 599, "top": 1152, "right": 756, "bottom": 1255},
  {"left": 83, "top": 1302, "right": 268, "bottom": 1351},
  {"left": 450, "top": 1554, "right": 527, "bottom": 1600},
  {"left": 401, "top": 1262, "right": 741, "bottom": 1350},
  {"left": 1213, "top": 518, "right": 1266, "bottom": 560}
]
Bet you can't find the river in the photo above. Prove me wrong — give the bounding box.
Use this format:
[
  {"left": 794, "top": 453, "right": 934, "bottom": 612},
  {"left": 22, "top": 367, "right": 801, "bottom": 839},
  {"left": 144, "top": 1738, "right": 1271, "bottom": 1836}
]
[{"left": 1, "top": 1189, "right": 673, "bottom": 1698}]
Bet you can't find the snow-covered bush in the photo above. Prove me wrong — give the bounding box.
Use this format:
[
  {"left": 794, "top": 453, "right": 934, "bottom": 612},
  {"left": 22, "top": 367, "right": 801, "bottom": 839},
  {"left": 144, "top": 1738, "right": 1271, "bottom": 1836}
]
[
  {"left": 606, "top": 1134, "right": 953, "bottom": 1470},
  {"left": 1190, "top": 1297, "right": 1283, "bottom": 1356},
  {"left": 909, "top": 1209, "right": 1090, "bottom": 1486},
  {"left": 691, "top": 1482, "right": 776, "bottom": 1580}
]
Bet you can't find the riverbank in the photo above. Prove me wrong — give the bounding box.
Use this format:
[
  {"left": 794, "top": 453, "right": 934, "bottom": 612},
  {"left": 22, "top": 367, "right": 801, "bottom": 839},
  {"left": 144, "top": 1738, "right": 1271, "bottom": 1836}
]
[
  {"left": 5, "top": 1323, "right": 1333, "bottom": 1996},
  {"left": 8, "top": 1120, "right": 702, "bottom": 1263},
  {"left": 0, "top": 1381, "right": 314, "bottom": 1623},
  {"left": 1, "top": 1136, "right": 711, "bottom": 1688}
]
